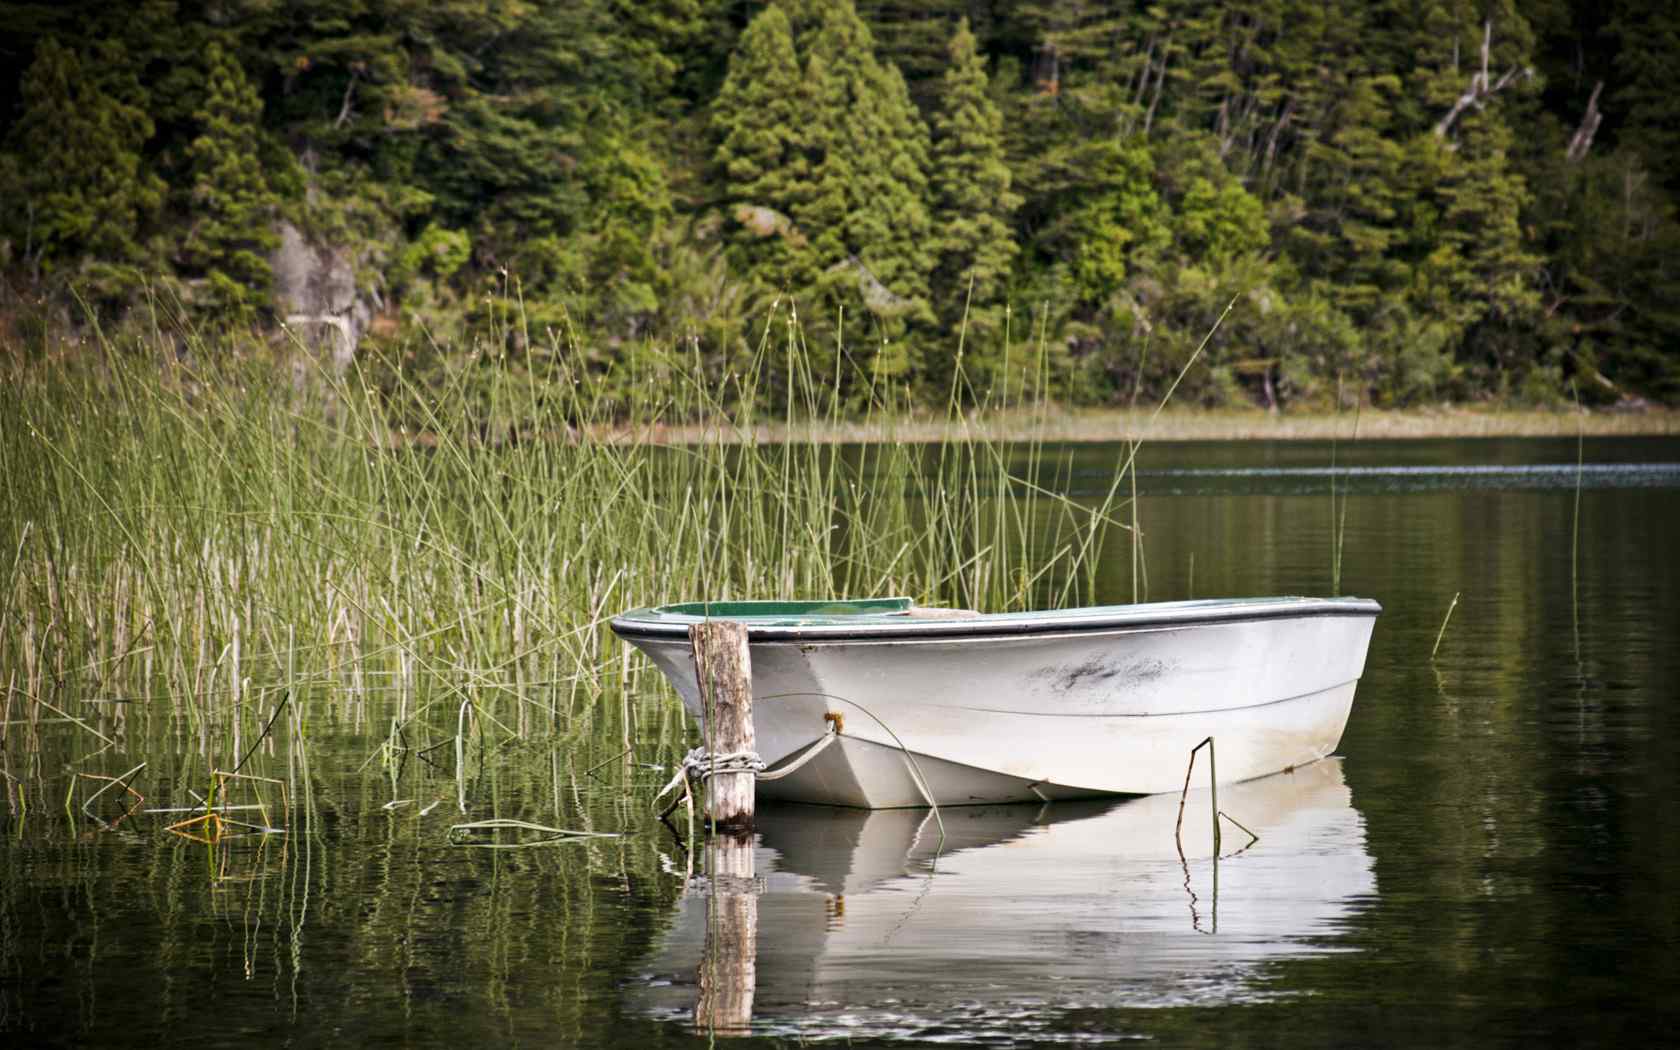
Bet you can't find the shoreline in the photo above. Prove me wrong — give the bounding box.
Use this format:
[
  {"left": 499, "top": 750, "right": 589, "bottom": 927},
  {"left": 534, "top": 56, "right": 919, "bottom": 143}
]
[{"left": 602, "top": 405, "right": 1680, "bottom": 445}]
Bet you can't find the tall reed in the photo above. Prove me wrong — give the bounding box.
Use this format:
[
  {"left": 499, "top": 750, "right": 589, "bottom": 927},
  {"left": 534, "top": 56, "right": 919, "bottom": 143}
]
[{"left": 1, "top": 301, "right": 1140, "bottom": 758}]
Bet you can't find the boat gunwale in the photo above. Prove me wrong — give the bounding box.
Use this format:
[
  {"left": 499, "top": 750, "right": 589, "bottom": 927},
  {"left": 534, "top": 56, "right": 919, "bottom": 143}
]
[{"left": 609, "top": 596, "right": 1381, "bottom": 643}]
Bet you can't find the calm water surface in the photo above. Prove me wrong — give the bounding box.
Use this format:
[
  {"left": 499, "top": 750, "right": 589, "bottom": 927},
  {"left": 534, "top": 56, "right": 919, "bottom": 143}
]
[{"left": 4, "top": 436, "right": 1678, "bottom": 1047}]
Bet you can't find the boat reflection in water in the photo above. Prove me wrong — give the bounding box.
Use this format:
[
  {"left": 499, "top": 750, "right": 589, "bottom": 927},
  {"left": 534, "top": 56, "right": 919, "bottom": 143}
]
[{"left": 631, "top": 759, "right": 1374, "bottom": 1041}]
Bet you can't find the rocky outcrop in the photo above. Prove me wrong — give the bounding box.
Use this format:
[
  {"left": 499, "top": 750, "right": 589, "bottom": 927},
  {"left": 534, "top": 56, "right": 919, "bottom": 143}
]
[{"left": 271, "top": 220, "right": 373, "bottom": 377}]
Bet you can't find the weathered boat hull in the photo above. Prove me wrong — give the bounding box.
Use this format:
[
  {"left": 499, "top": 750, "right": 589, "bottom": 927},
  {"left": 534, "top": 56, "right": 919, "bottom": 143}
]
[{"left": 611, "top": 597, "right": 1379, "bottom": 807}]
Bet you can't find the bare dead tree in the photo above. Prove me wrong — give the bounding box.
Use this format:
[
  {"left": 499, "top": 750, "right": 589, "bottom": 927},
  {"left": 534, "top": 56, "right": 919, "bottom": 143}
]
[
  {"left": 1566, "top": 81, "right": 1604, "bottom": 163},
  {"left": 1262, "top": 97, "right": 1294, "bottom": 178},
  {"left": 1144, "top": 34, "right": 1172, "bottom": 136},
  {"left": 1131, "top": 36, "right": 1156, "bottom": 112},
  {"left": 334, "top": 69, "right": 362, "bottom": 130},
  {"left": 1434, "top": 20, "right": 1532, "bottom": 139}
]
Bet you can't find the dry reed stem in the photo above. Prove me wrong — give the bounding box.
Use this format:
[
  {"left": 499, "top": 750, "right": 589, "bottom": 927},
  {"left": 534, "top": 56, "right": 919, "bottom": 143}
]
[{"left": 72, "top": 763, "right": 147, "bottom": 829}]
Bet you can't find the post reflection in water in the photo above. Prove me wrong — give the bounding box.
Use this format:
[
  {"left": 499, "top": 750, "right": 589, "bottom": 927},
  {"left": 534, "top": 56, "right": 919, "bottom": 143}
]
[
  {"left": 637, "top": 758, "right": 1374, "bottom": 1041},
  {"left": 693, "top": 833, "right": 757, "bottom": 1034}
]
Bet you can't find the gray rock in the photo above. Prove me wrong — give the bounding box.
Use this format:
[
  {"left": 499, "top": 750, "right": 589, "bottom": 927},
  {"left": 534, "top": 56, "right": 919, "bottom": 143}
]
[{"left": 272, "top": 220, "right": 372, "bottom": 378}]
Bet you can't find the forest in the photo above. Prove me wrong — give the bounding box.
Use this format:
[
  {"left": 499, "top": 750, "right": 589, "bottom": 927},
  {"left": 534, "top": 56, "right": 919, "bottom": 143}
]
[{"left": 1, "top": 0, "right": 1676, "bottom": 414}]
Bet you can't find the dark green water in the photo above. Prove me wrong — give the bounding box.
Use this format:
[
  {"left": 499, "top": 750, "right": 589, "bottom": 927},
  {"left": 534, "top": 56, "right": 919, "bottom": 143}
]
[{"left": 5, "top": 436, "right": 1678, "bottom": 1047}]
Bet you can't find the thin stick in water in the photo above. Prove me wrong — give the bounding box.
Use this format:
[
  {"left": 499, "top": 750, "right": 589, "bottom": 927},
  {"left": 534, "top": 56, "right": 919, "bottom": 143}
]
[
  {"left": 1174, "top": 736, "right": 1221, "bottom": 860},
  {"left": 1431, "top": 591, "right": 1461, "bottom": 661}
]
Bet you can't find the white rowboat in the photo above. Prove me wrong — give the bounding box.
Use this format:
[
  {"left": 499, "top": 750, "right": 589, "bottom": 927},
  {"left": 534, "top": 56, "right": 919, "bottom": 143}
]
[{"left": 610, "top": 596, "right": 1380, "bottom": 808}]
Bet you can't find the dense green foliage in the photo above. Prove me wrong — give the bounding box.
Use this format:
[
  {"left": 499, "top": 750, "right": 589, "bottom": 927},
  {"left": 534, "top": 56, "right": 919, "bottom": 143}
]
[{"left": 1, "top": 0, "right": 1677, "bottom": 409}]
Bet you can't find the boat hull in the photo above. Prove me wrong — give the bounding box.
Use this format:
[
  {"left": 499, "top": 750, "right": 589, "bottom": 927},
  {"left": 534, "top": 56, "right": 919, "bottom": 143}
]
[{"left": 613, "top": 598, "right": 1378, "bottom": 807}]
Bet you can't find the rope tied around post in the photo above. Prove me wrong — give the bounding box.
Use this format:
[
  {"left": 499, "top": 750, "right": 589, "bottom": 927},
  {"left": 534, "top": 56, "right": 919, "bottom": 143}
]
[
  {"left": 655, "top": 748, "right": 766, "bottom": 803},
  {"left": 656, "top": 725, "right": 840, "bottom": 819}
]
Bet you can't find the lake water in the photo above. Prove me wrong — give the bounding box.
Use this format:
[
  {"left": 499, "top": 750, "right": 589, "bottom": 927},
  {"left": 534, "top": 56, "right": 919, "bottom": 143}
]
[{"left": 5, "top": 435, "right": 1678, "bottom": 1047}]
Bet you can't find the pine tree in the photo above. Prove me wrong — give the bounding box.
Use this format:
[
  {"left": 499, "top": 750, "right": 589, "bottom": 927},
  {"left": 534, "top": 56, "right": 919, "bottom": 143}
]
[
  {"left": 1061, "top": 138, "right": 1173, "bottom": 309},
  {"left": 1163, "top": 0, "right": 1307, "bottom": 189},
  {"left": 577, "top": 122, "right": 679, "bottom": 340},
  {"left": 1175, "top": 173, "right": 1269, "bottom": 264},
  {"left": 1537, "top": 147, "right": 1680, "bottom": 402},
  {"left": 855, "top": 0, "right": 976, "bottom": 113},
  {"left": 1391, "top": 4, "right": 1541, "bottom": 397},
  {"left": 709, "top": 0, "right": 935, "bottom": 392},
  {"left": 836, "top": 52, "right": 936, "bottom": 312},
  {"left": 2, "top": 38, "right": 162, "bottom": 282},
  {"left": 928, "top": 18, "right": 1021, "bottom": 394},
  {"left": 1610, "top": 2, "right": 1680, "bottom": 197},
  {"left": 181, "top": 43, "right": 281, "bottom": 323},
  {"left": 1292, "top": 73, "right": 1409, "bottom": 319},
  {"left": 710, "top": 4, "right": 812, "bottom": 291},
  {"left": 819, "top": 0, "right": 940, "bottom": 384},
  {"left": 803, "top": 0, "right": 935, "bottom": 383},
  {"left": 1417, "top": 103, "right": 1541, "bottom": 393},
  {"left": 797, "top": 0, "right": 934, "bottom": 289}
]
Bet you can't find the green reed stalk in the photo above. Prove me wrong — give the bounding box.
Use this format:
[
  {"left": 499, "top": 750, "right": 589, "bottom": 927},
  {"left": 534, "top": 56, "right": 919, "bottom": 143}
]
[
  {"left": 1571, "top": 381, "right": 1584, "bottom": 656},
  {"left": 1431, "top": 591, "right": 1461, "bottom": 661}
]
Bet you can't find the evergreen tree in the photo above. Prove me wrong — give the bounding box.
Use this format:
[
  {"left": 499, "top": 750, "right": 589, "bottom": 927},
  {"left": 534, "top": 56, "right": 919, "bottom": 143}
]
[
  {"left": 576, "top": 122, "right": 680, "bottom": 341},
  {"left": 1058, "top": 138, "right": 1172, "bottom": 310},
  {"left": 1, "top": 0, "right": 1676, "bottom": 407},
  {"left": 1292, "top": 72, "right": 1408, "bottom": 319},
  {"left": 1175, "top": 174, "right": 1268, "bottom": 263},
  {"left": 711, "top": 0, "right": 936, "bottom": 392},
  {"left": 1425, "top": 116, "right": 1542, "bottom": 393},
  {"left": 1, "top": 38, "right": 162, "bottom": 284},
  {"left": 827, "top": 40, "right": 936, "bottom": 320},
  {"left": 1003, "top": 0, "right": 1177, "bottom": 390},
  {"left": 180, "top": 43, "right": 281, "bottom": 323},
  {"left": 855, "top": 0, "right": 977, "bottom": 113},
  {"left": 1609, "top": 0, "right": 1680, "bottom": 196},
  {"left": 928, "top": 18, "right": 1021, "bottom": 394},
  {"left": 803, "top": 12, "right": 921, "bottom": 383},
  {"left": 711, "top": 4, "right": 811, "bottom": 291},
  {"left": 1531, "top": 143, "right": 1680, "bottom": 402},
  {"left": 800, "top": 0, "right": 936, "bottom": 309},
  {"left": 1391, "top": 5, "right": 1541, "bottom": 398}
]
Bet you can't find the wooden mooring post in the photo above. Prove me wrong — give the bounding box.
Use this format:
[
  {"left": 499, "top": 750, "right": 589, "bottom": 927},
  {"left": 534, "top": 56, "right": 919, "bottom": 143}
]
[
  {"left": 688, "top": 621, "right": 755, "bottom": 832},
  {"left": 688, "top": 620, "right": 758, "bottom": 1035}
]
